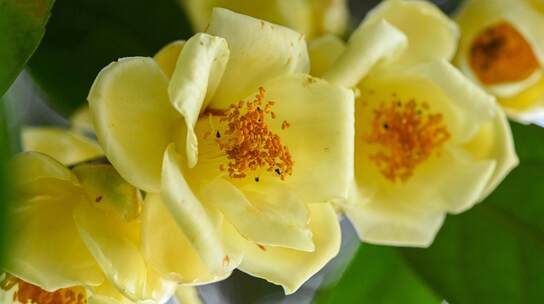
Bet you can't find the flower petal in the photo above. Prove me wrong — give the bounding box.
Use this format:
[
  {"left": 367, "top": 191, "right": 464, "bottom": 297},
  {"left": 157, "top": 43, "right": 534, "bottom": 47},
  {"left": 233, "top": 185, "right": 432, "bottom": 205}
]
[
  {"left": 257, "top": 74, "right": 354, "bottom": 204},
  {"left": 141, "top": 194, "right": 235, "bottom": 284},
  {"left": 13, "top": 152, "right": 78, "bottom": 186},
  {"left": 175, "top": 286, "right": 202, "bottom": 304},
  {"left": 308, "top": 34, "right": 346, "bottom": 77},
  {"left": 3, "top": 195, "right": 103, "bottom": 291},
  {"left": 22, "top": 127, "right": 103, "bottom": 166},
  {"left": 70, "top": 105, "right": 96, "bottom": 135},
  {"left": 161, "top": 144, "right": 233, "bottom": 275},
  {"left": 154, "top": 40, "right": 185, "bottom": 79},
  {"left": 206, "top": 8, "right": 310, "bottom": 108},
  {"left": 168, "top": 33, "right": 229, "bottom": 168},
  {"left": 343, "top": 194, "right": 446, "bottom": 248},
  {"left": 72, "top": 163, "right": 141, "bottom": 222},
  {"left": 202, "top": 179, "right": 313, "bottom": 251},
  {"left": 88, "top": 57, "right": 179, "bottom": 193},
  {"left": 404, "top": 60, "right": 497, "bottom": 142},
  {"left": 499, "top": 75, "right": 544, "bottom": 126},
  {"left": 364, "top": 0, "right": 459, "bottom": 66},
  {"left": 463, "top": 107, "right": 519, "bottom": 198},
  {"left": 323, "top": 19, "right": 407, "bottom": 87},
  {"left": 224, "top": 203, "right": 340, "bottom": 294}
]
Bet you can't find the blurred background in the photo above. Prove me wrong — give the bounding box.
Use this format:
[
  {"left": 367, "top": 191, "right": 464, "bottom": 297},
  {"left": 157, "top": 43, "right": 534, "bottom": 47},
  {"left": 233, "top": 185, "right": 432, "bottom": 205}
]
[{"left": 3, "top": 0, "right": 544, "bottom": 303}]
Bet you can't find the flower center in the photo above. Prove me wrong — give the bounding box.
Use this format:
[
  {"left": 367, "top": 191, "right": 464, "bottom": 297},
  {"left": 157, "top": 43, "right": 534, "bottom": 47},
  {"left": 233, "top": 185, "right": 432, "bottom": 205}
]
[
  {"left": 364, "top": 99, "right": 450, "bottom": 183},
  {"left": 470, "top": 21, "right": 539, "bottom": 85},
  {"left": 1, "top": 275, "right": 86, "bottom": 304},
  {"left": 209, "top": 87, "right": 293, "bottom": 180}
]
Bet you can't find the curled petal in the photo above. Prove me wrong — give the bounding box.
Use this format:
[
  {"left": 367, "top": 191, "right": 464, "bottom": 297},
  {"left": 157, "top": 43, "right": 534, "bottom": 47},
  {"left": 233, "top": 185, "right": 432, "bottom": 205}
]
[
  {"left": 161, "top": 145, "right": 233, "bottom": 275},
  {"left": 168, "top": 33, "right": 229, "bottom": 168},
  {"left": 88, "top": 57, "right": 179, "bottom": 193},
  {"left": 323, "top": 20, "right": 407, "bottom": 87},
  {"left": 224, "top": 203, "right": 341, "bottom": 294},
  {"left": 364, "top": 0, "right": 459, "bottom": 66}
]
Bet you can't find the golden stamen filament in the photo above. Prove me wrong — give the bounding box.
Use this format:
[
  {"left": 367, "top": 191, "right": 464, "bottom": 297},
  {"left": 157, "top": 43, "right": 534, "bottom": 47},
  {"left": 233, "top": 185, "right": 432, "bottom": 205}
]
[{"left": 364, "top": 98, "right": 450, "bottom": 183}]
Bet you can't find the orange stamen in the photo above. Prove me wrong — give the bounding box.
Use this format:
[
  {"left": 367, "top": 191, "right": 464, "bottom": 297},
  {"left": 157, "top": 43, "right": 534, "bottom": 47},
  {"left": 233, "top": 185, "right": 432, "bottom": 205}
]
[
  {"left": 364, "top": 99, "right": 450, "bottom": 182},
  {"left": 1, "top": 275, "right": 87, "bottom": 304},
  {"left": 470, "top": 21, "right": 539, "bottom": 85},
  {"left": 214, "top": 87, "right": 293, "bottom": 180}
]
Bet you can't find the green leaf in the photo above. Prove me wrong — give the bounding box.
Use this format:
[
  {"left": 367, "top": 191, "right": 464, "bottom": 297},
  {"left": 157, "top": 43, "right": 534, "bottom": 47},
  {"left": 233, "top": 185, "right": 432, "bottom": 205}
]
[
  {"left": 317, "top": 245, "right": 441, "bottom": 304},
  {"left": 0, "top": 0, "right": 54, "bottom": 97},
  {"left": 27, "top": 0, "right": 193, "bottom": 115},
  {"left": 316, "top": 122, "right": 544, "bottom": 304}
]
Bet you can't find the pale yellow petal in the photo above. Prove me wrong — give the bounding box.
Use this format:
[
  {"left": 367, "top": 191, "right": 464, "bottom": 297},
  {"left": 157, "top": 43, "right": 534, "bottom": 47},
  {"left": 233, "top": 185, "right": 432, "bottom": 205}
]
[
  {"left": 72, "top": 164, "right": 141, "bottom": 221},
  {"left": 499, "top": 75, "right": 544, "bottom": 125},
  {"left": 22, "top": 127, "right": 103, "bottom": 166},
  {"left": 161, "top": 145, "right": 232, "bottom": 275},
  {"left": 154, "top": 40, "right": 185, "bottom": 79},
  {"left": 88, "top": 57, "right": 180, "bottom": 193},
  {"left": 206, "top": 8, "right": 310, "bottom": 108},
  {"left": 308, "top": 34, "right": 346, "bottom": 77},
  {"left": 3, "top": 195, "right": 103, "bottom": 291},
  {"left": 364, "top": 0, "right": 459, "bottom": 66},
  {"left": 168, "top": 33, "right": 229, "bottom": 168},
  {"left": 323, "top": 19, "right": 408, "bottom": 87},
  {"left": 181, "top": 0, "right": 313, "bottom": 38},
  {"left": 309, "top": 0, "right": 349, "bottom": 37},
  {"left": 202, "top": 179, "right": 313, "bottom": 251},
  {"left": 141, "top": 194, "right": 234, "bottom": 284},
  {"left": 70, "top": 105, "right": 95, "bottom": 134},
  {"left": 463, "top": 106, "right": 519, "bottom": 199},
  {"left": 256, "top": 74, "right": 354, "bottom": 204},
  {"left": 224, "top": 203, "right": 341, "bottom": 294},
  {"left": 343, "top": 195, "right": 446, "bottom": 248},
  {"left": 175, "top": 286, "right": 202, "bottom": 304},
  {"left": 405, "top": 60, "right": 496, "bottom": 142},
  {"left": 13, "top": 152, "right": 78, "bottom": 185}
]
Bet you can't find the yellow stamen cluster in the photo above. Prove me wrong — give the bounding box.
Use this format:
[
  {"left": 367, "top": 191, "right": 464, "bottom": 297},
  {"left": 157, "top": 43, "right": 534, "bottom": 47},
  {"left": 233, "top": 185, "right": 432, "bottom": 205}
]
[
  {"left": 470, "top": 21, "right": 539, "bottom": 85},
  {"left": 1, "top": 275, "right": 86, "bottom": 304},
  {"left": 364, "top": 99, "right": 450, "bottom": 182},
  {"left": 215, "top": 87, "right": 293, "bottom": 180}
]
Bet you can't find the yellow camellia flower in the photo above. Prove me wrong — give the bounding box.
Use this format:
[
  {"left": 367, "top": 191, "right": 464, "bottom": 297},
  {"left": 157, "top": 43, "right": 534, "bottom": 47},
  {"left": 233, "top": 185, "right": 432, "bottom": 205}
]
[
  {"left": 455, "top": 0, "right": 544, "bottom": 126},
  {"left": 1, "top": 152, "right": 176, "bottom": 304},
  {"left": 312, "top": 0, "right": 518, "bottom": 247},
  {"left": 88, "top": 8, "right": 353, "bottom": 293},
  {"left": 181, "top": 0, "right": 348, "bottom": 39}
]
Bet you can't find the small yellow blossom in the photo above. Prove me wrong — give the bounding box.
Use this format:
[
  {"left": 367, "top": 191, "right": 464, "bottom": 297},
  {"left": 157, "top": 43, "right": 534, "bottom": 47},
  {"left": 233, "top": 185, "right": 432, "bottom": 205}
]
[
  {"left": 455, "top": 0, "right": 544, "bottom": 126},
  {"left": 313, "top": 0, "right": 518, "bottom": 247},
  {"left": 2, "top": 152, "right": 175, "bottom": 303},
  {"left": 181, "top": 0, "right": 349, "bottom": 39},
  {"left": 88, "top": 9, "right": 353, "bottom": 293}
]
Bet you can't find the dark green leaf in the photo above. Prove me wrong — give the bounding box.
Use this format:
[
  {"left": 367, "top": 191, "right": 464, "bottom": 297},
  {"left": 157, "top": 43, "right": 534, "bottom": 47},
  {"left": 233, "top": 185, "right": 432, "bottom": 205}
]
[
  {"left": 317, "top": 122, "right": 544, "bottom": 304},
  {"left": 27, "top": 0, "right": 193, "bottom": 115},
  {"left": 0, "top": 0, "right": 54, "bottom": 97}
]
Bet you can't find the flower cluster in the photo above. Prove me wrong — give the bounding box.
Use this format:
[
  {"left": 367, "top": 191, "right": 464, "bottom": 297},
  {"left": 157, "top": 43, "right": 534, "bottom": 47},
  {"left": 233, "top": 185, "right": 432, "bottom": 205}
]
[{"left": 5, "top": 0, "right": 540, "bottom": 302}]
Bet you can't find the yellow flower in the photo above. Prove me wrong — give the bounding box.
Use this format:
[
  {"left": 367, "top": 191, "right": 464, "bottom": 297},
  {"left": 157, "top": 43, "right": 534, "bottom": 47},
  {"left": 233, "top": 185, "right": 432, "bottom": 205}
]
[
  {"left": 313, "top": 0, "right": 518, "bottom": 247},
  {"left": 181, "top": 0, "right": 349, "bottom": 39},
  {"left": 88, "top": 9, "right": 353, "bottom": 293},
  {"left": 2, "top": 152, "right": 175, "bottom": 303},
  {"left": 455, "top": 0, "right": 544, "bottom": 126}
]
